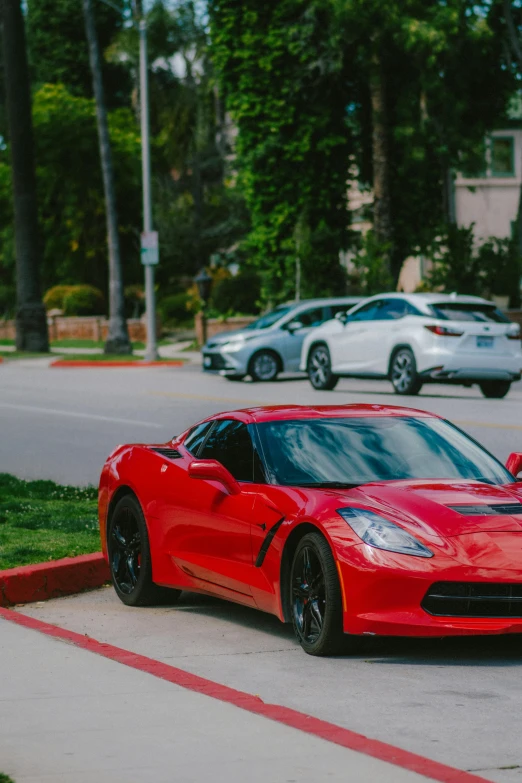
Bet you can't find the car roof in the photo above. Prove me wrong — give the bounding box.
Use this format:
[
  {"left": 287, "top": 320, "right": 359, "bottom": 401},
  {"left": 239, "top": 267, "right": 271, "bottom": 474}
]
[
  {"left": 201, "top": 404, "right": 439, "bottom": 425},
  {"left": 287, "top": 297, "right": 362, "bottom": 309},
  {"left": 355, "top": 292, "right": 495, "bottom": 307}
]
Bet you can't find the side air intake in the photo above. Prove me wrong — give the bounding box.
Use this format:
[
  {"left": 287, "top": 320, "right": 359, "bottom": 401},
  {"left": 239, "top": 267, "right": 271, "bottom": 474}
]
[{"left": 447, "top": 503, "right": 522, "bottom": 516}]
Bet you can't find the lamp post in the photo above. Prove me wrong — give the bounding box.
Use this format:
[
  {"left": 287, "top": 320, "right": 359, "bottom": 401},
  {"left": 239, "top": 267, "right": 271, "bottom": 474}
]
[{"left": 195, "top": 268, "right": 212, "bottom": 346}]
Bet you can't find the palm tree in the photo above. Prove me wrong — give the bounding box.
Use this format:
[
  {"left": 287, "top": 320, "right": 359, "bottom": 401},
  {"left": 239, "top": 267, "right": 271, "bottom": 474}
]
[
  {"left": 83, "top": 0, "right": 131, "bottom": 354},
  {"left": 1, "top": 0, "right": 49, "bottom": 351}
]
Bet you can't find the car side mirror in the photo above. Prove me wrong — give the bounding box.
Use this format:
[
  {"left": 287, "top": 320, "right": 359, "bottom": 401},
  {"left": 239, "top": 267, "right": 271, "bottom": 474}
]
[
  {"left": 286, "top": 320, "right": 304, "bottom": 333},
  {"left": 506, "top": 453, "right": 522, "bottom": 479},
  {"left": 335, "top": 311, "right": 349, "bottom": 325},
  {"left": 188, "top": 459, "right": 241, "bottom": 495}
]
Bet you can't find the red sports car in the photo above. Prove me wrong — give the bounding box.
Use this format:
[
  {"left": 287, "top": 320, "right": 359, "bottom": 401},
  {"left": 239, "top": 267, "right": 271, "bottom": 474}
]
[{"left": 98, "top": 404, "right": 522, "bottom": 656}]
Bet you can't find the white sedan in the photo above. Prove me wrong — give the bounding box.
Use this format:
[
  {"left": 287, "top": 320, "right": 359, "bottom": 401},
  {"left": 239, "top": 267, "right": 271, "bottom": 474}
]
[{"left": 300, "top": 293, "right": 522, "bottom": 398}]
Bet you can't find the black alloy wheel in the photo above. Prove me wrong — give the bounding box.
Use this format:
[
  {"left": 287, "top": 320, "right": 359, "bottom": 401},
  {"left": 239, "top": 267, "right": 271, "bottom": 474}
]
[
  {"left": 108, "top": 494, "right": 181, "bottom": 607},
  {"left": 290, "top": 532, "right": 347, "bottom": 656},
  {"left": 249, "top": 350, "right": 280, "bottom": 382},
  {"left": 390, "top": 348, "right": 423, "bottom": 396},
  {"left": 479, "top": 380, "right": 511, "bottom": 399},
  {"left": 307, "top": 344, "right": 339, "bottom": 390}
]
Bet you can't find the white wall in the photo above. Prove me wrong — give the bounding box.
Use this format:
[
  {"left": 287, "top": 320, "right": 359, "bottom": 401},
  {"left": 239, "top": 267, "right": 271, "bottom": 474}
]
[{"left": 454, "top": 130, "right": 522, "bottom": 241}]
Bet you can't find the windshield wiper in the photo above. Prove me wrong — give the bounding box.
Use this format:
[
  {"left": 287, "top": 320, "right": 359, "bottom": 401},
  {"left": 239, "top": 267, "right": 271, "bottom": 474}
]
[{"left": 294, "top": 481, "right": 361, "bottom": 489}]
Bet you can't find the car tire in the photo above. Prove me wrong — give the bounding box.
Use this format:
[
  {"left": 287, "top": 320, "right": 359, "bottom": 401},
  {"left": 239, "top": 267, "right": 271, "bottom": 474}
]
[
  {"left": 224, "top": 374, "right": 246, "bottom": 382},
  {"left": 307, "top": 344, "right": 339, "bottom": 390},
  {"left": 390, "top": 348, "right": 423, "bottom": 396},
  {"left": 479, "top": 380, "right": 511, "bottom": 399},
  {"left": 249, "top": 350, "right": 280, "bottom": 382},
  {"left": 290, "top": 532, "right": 349, "bottom": 656},
  {"left": 108, "top": 494, "right": 181, "bottom": 607}
]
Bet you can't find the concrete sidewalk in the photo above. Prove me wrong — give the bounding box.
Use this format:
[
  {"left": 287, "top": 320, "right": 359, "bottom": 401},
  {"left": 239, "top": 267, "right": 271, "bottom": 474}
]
[{"left": 0, "top": 617, "right": 438, "bottom": 783}]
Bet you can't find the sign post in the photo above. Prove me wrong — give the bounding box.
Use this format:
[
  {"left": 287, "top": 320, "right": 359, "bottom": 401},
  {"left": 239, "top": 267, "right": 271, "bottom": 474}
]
[{"left": 139, "top": 19, "right": 158, "bottom": 361}]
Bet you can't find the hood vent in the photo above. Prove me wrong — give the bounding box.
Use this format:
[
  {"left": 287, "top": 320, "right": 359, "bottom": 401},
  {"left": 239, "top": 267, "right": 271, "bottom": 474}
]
[
  {"left": 152, "top": 448, "right": 182, "bottom": 460},
  {"left": 447, "top": 503, "right": 522, "bottom": 516}
]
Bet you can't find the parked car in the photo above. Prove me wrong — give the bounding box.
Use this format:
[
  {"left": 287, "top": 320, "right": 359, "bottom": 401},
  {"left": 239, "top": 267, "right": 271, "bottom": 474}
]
[
  {"left": 202, "top": 297, "right": 362, "bottom": 382},
  {"left": 99, "top": 403, "right": 522, "bottom": 656},
  {"left": 300, "top": 293, "right": 522, "bottom": 398}
]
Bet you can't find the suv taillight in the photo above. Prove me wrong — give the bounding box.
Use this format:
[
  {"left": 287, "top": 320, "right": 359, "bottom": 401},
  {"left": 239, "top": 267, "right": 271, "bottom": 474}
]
[
  {"left": 507, "top": 326, "right": 521, "bottom": 340},
  {"left": 425, "top": 325, "right": 463, "bottom": 337}
]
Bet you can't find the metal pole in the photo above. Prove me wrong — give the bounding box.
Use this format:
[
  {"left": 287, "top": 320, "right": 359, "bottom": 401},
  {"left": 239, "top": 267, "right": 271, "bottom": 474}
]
[{"left": 140, "top": 18, "right": 158, "bottom": 361}]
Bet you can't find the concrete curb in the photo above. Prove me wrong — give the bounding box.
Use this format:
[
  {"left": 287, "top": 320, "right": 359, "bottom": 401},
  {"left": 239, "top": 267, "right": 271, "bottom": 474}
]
[
  {"left": 0, "top": 552, "right": 110, "bottom": 607},
  {"left": 50, "top": 359, "right": 184, "bottom": 368}
]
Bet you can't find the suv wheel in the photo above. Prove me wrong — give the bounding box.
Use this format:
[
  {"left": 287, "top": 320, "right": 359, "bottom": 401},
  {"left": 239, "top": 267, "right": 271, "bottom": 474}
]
[
  {"left": 249, "top": 350, "right": 279, "bottom": 382},
  {"left": 307, "top": 345, "right": 339, "bottom": 390},
  {"left": 479, "top": 380, "right": 511, "bottom": 399},
  {"left": 390, "top": 348, "right": 423, "bottom": 396}
]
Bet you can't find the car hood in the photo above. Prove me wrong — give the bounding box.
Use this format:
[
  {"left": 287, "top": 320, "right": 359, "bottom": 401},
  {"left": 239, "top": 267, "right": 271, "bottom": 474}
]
[
  {"left": 333, "top": 479, "right": 522, "bottom": 539},
  {"left": 206, "top": 328, "right": 265, "bottom": 347}
]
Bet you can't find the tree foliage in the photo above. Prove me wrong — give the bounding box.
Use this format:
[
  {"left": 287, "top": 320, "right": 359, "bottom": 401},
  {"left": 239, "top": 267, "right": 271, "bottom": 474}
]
[{"left": 209, "top": 0, "right": 351, "bottom": 303}]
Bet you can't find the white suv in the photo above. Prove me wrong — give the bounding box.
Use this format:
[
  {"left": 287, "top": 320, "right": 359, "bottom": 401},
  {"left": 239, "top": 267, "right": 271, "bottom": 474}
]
[{"left": 300, "top": 293, "right": 522, "bottom": 398}]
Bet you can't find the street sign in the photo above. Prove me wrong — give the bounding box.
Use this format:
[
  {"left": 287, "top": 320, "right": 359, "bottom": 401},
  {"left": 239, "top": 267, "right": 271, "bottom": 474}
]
[{"left": 140, "top": 231, "right": 159, "bottom": 266}]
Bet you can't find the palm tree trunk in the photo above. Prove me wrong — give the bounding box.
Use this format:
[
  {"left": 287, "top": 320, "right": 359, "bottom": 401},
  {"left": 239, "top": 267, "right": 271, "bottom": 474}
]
[
  {"left": 369, "top": 43, "right": 393, "bottom": 275},
  {"left": 82, "top": 0, "right": 131, "bottom": 354},
  {"left": 1, "top": 0, "right": 49, "bottom": 352}
]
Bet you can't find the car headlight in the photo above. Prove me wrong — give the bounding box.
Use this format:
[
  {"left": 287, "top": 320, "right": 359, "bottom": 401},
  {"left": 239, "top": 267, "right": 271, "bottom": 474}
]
[
  {"left": 337, "top": 507, "right": 433, "bottom": 558},
  {"left": 221, "top": 340, "right": 246, "bottom": 353}
]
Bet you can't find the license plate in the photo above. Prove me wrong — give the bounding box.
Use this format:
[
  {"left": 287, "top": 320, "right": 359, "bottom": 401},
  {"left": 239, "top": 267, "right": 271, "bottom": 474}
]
[
  {"left": 477, "top": 336, "right": 494, "bottom": 348},
  {"left": 203, "top": 356, "right": 212, "bottom": 367}
]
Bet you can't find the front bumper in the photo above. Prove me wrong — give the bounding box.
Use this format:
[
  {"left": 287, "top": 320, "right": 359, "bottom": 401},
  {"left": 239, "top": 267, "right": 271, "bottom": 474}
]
[
  {"left": 338, "top": 542, "right": 522, "bottom": 638},
  {"left": 201, "top": 349, "right": 249, "bottom": 376}
]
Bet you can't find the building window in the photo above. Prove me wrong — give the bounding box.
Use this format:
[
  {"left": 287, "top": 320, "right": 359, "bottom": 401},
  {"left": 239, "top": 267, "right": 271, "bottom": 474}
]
[{"left": 491, "top": 136, "right": 515, "bottom": 177}]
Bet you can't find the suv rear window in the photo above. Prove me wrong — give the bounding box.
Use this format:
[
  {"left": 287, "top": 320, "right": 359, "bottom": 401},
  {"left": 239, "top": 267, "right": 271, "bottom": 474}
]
[{"left": 429, "top": 303, "right": 510, "bottom": 323}]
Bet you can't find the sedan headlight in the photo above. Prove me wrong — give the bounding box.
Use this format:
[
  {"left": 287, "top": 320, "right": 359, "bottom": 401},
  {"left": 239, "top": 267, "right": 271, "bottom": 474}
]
[{"left": 337, "top": 507, "right": 433, "bottom": 558}]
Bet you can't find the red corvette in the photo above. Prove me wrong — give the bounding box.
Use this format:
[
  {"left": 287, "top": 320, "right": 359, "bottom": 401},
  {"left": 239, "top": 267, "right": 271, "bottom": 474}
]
[{"left": 98, "top": 404, "right": 522, "bottom": 656}]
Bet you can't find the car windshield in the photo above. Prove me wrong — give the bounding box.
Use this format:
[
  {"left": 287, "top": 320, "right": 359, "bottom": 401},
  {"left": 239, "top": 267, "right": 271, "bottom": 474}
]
[
  {"left": 429, "top": 303, "right": 510, "bottom": 323},
  {"left": 256, "top": 416, "right": 513, "bottom": 487},
  {"left": 245, "top": 306, "right": 294, "bottom": 330}
]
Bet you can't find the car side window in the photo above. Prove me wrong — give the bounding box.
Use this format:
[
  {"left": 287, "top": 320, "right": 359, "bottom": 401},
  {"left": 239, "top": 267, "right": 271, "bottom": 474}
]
[
  {"left": 349, "top": 301, "right": 383, "bottom": 322},
  {"left": 184, "top": 422, "right": 213, "bottom": 455},
  {"left": 294, "top": 307, "right": 325, "bottom": 328},
  {"left": 377, "top": 300, "right": 408, "bottom": 320},
  {"left": 198, "top": 419, "right": 256, "bottom": 482}
]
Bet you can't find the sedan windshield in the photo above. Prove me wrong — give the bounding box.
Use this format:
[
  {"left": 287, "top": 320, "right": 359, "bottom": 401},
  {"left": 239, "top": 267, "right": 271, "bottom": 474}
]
[
  {"left": 245, "top": 306, "right": 294, "bottom": 330},
  {"left": 256, "top": 416, "right": 513, "bottom": 487}
]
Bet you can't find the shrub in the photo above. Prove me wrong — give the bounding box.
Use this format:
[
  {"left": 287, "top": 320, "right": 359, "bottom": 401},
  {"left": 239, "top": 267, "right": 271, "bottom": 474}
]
[
  {"left": 43, "top": 285, "right": 75, "bottom": 312},
  {"left": 0, "top": 285, "right": 15, "bottom": 319},
  {"left": 124, "top": 285, "right": 145, "bottom": 318},
  {"left": 210, "top": 269, "right": 261, "bottom": 315},
  {"left": 158, "top": 293, "right": 191, "bottom": 325},
  {"left": 62, "top": 285, "right": 105, "bottom": 316}
]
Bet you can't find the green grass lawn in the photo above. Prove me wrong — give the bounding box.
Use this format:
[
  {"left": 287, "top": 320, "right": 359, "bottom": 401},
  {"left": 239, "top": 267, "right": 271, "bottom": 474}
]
[
  {"left": 0, "top": 474, "right": 100, "bottom": 571},
  {"left": 52, "top": 353, "right": 184, "bottom": 362},
  {"left": 50, "top": 339, "right": 147, "bottom": 349}
]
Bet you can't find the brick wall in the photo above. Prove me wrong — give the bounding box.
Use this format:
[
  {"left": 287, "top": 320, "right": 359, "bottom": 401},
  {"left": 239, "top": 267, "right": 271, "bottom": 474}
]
[
  {"left": 195, "top": 313, "right": 256, "bottom": 346},
  {"left": 0, "top": 316, "right": 157, "bottom": 343}
]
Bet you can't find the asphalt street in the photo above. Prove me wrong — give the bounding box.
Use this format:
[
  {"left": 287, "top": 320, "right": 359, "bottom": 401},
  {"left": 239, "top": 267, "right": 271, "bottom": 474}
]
[
  {"left": 2, "top": 360, "right": 522, "bottom": 782},
  {"left": 0, "top": 359, "right": 521, "bottom": 485}
]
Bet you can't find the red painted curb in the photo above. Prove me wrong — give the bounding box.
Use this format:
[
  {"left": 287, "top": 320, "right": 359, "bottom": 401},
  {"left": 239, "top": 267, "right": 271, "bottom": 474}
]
[
  {"left": 0, "top": 606, "right": 490, "bottom": 783},
  {"left": 0, "top": 553, "right": 110, "bottom": 607},
  {"left": 50, "top": 360, "right": 184, "bottom": 368}
]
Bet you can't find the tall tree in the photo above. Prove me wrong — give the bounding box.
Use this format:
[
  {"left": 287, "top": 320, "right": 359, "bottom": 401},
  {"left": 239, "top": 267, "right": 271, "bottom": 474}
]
[
  {"left": 83, "top": 0, "right": 131, "bottom": 354},
  {"left": 209, "top": 0, "right": 351, "bottom": 304},
  {"left": 1, "top": 0, "right": 49, "bottom": 351}
]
